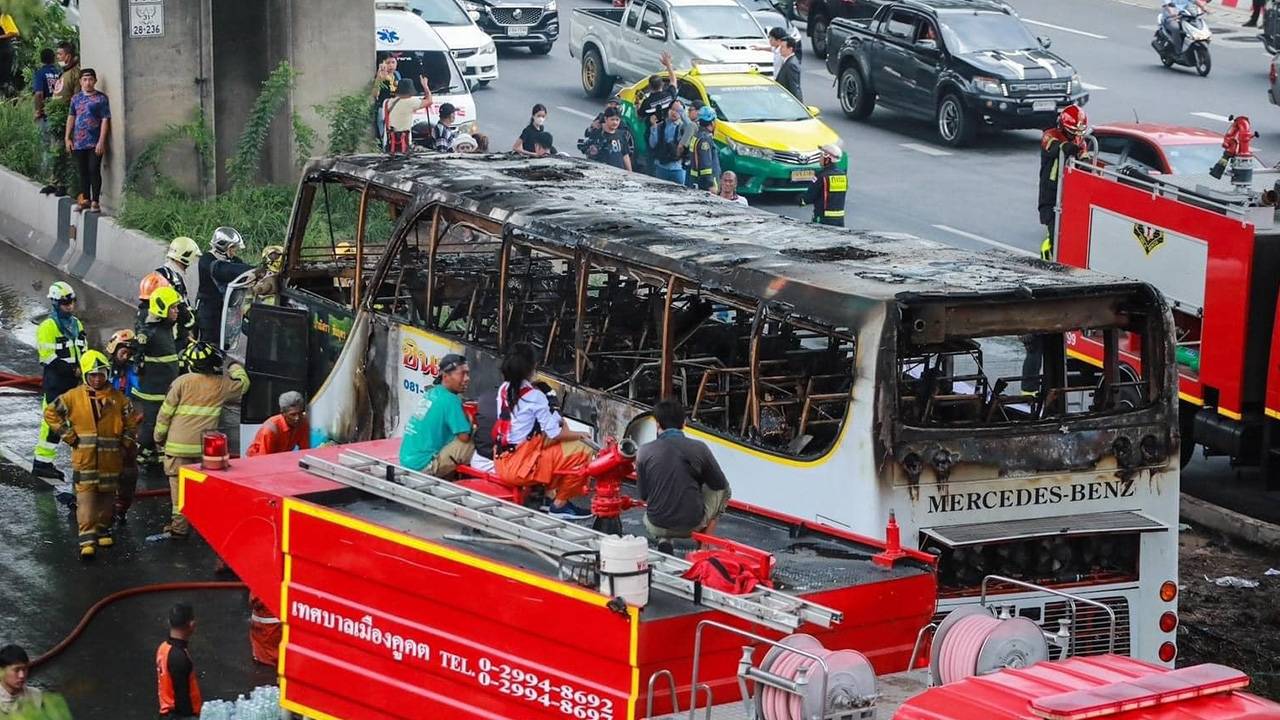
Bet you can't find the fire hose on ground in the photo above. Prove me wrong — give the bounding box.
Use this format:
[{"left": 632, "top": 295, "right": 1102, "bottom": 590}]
[{"left": 31, "top": 581, "right": 247, "bottom": 670}]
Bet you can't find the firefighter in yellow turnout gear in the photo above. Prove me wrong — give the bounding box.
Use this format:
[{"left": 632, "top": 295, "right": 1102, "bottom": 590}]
[
  {"left": 153, "top": 341, "right": 249, "bottom": 539},
  {"left": 42, "top": 351, "right": 140, "bottom": 560},
  {"left": 32, "top": 282, "right": 87, "bottom": 493}
]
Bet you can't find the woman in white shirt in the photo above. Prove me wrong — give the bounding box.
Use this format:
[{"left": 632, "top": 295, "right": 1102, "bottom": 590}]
[{"left": 493, "top": 350, "right": 595, "bottom": 519}]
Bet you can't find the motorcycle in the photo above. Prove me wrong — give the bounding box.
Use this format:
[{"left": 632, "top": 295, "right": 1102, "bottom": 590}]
[{"left": 1152, "top": 4, "right": 1212, "bottom": 77}]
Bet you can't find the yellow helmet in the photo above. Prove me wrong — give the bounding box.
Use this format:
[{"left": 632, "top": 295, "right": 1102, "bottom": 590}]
[
  {"left": 335, "top": 242, "right": 356, "bottom": 257},
  {"left": 179, "top": 340, "right": 224, "bottom": 374},
  {"left": 79, "top": 350, "right": 111, "bottom": 378},
  {"left": 167, "top": 236, "right": 201, "bottom": 266},
  {"left": 149, "top": 285, "right": 182, "bottom": 319},
  {"left": 261, "top": 244, "right": 285, "bottom": 274}
]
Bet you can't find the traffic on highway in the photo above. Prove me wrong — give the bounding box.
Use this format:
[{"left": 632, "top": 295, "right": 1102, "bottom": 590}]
[{"left": 3, "top": 0, "right": 1280, "bottom": 716}]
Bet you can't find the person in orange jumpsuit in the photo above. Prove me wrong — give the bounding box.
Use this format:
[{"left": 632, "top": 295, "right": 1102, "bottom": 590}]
[
  {"left": 246, "top": 391, "right": 309, "bottom": 458},
  {"left": 241, "top": 390, "right": 308, "bottom": 665}
]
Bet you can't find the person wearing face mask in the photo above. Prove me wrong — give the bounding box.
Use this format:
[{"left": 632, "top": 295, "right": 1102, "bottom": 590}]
[{"left": 514, "top": 103, "right": 552, "bottom": 157}]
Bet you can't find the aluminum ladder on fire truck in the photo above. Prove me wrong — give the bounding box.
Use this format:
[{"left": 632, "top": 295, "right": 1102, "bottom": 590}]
[{"left": 299, "top": 450, "right": 843, "bottom": 633}]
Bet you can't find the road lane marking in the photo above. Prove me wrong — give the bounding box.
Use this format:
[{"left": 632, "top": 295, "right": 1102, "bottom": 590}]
[
  {"left": 932, "top": 224, "right": 1037, "bottom": 257},
  {"left": 1191, "top": 111, "right": 1231, "bottom": 122},
  {"left": 1082, "top": 82, "right": 1107, "bottom": 91},
  {"left": 557, "top": 106, "right": 595, "bottom": 119},
  {"left": 1024, "top": 19, "right": 1108, "bottom": 39},
  {"left": 900, "top": 143, "right": 952, "bottom": 157}
]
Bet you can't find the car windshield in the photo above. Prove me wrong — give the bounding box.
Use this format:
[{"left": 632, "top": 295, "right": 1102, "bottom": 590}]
[
  {"left": 672, "top": 5, "right": 764, "bottom": 39},
  {"left": 377, "top": 50, "right": 468, "bottom": 95},
  {"left": 707, "top": 83, "right": 811, "bottom": 122},
  {"left": 1164, "top": 142, "right": 1265, "bottom": 175},
  {"left": 938, "top": 11, "right": 1039, "bottom": 53},
  {"left": 409, "top": 0, "right": 473, "bottom": 26}
]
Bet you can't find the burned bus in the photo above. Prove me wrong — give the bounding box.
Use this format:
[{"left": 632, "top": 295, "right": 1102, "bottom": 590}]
[{"left": 235, "top": 154, "right": 1181, "bottom": 664}]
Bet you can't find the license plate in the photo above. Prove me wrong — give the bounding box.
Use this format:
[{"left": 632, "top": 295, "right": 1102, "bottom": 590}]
[
  {"left": 509, "top": 25, "right": 529, "bottom": 36},
  {"left": 1033, "top": 100, "right": 1055, "bottom": 112},
  {"left": 790, "top": 170, "right": 815, "bottom": 182}
]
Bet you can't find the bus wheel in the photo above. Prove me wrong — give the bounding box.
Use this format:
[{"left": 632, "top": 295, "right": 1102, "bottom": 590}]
[{"left": 1179, "top": 400, "right": 1198, "bottom": 469}]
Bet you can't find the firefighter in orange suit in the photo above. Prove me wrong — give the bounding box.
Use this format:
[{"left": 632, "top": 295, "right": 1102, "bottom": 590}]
[
  {"left": 43, "top": 350, "right": 139, "bottom": 560},
  {"left": 156, "top": 602, "right": 202, "bottom": 719},
  {"left": 807, "top": 145, "right": 847, "bottom": 227}
]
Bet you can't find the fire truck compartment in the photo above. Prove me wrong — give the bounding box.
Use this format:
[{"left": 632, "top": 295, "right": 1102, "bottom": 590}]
[{"left": 181, "top": 440, "right": 938, "bottom": 720}]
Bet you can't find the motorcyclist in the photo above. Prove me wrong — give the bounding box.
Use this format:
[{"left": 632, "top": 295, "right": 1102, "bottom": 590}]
[
  {"left": 1161, "top": 0, "right": 1209, "bottom": 51},
  {"left": 196, "top": 227, "right": 253, "bottom": 345},
  {"left": 1038, "top": 105, "right": 1089, "bottom": 261}
]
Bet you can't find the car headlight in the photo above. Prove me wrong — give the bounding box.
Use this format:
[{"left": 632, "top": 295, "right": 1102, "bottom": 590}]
[
  {"left": 728, "top": 138, "right": 774, "bottom": 160},
  {"left": 456, "top": 120, "right": 478, "bottom": 134},
  {"left": 545, "top": 0, "right": 557, "bottom": 10},
  {"left": 972, "top": 75, "right": 1005, "bottom": 96},
  {"left": 481, "top": 41, "right": 496, "bottom": 54},
  {"left": 463, "top": 1, "right": 483, "bottom": 11},
  {"left": 1071, "top": 73, "right": 1082, "bottom": 93}
]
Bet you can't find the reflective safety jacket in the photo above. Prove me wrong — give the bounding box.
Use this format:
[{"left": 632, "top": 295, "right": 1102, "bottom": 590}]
[
  {"left": 133, "top": 314, "right": 189, "bottom": 405},
  {"left": 808, "top": 165, "right": 847, "bottom": 226},
  {"left": 43, "top": 384, "right": 139, "bottom": 487},
  {"left": 36, "top": 316, "right": 86, "bottom": 396},
  {"left": 1038, "top": 127, "right": 1084, "bottom": 221},
  {"left": 689, "top": 129, "right": 721, "bottom": 192},
  {"left": 156, "top": 636, "right": 202, "bottom": 717},
  {"left": 154, "top": 365, "right": 250, "bottom": 458}
]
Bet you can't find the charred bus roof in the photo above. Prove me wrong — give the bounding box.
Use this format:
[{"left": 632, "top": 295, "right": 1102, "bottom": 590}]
[{"left": 303, "top": 153, "right": 1150, "bottom": 329}]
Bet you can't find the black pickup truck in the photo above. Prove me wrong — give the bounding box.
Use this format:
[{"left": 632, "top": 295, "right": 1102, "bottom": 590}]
[{"left": 824, "top": 0, "right": 1088, "bottom": 146}]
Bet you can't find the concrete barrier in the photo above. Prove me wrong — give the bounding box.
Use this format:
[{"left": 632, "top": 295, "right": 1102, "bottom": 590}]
[{"left": 0, "top": 165, "right": 166, "bottom": 305}]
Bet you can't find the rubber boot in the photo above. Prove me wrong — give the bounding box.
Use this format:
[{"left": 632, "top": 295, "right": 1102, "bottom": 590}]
[{"left": 79, "top": 544, "right": 96, "bottom": 561}]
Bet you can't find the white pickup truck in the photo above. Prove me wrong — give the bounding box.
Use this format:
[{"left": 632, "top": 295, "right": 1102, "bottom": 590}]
[{"left": 569, "top": 0, "right": 773, "bottom": 97}]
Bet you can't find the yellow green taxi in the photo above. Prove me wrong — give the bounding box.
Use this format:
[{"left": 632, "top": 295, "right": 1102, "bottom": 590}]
[{"left": 617, "top": 64, "right": 846, "bottom": 194}]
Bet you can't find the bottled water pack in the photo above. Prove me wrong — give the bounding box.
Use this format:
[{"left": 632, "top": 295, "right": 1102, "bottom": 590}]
[{"left": 198, "top": 685, "right": 281, "bottom": 719}]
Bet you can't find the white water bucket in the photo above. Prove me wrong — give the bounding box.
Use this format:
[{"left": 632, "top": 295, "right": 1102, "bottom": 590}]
[{"left": 598, "top": 535, "right": 651, "bottom": 608}]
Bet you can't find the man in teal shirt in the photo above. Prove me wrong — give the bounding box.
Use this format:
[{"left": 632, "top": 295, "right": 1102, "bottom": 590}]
[{"left": 399, "top": 354, "right": 474, "bottom": 477}]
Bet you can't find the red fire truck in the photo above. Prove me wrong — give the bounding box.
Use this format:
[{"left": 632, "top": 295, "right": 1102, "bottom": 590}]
[
  {"left": 1056, "top": 148, "right": 1280, "bottom": 484},
  {"left": 183, "top": 440, "right": 1280, "bottom": 719}
]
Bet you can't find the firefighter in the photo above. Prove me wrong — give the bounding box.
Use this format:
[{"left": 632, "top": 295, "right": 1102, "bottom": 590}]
[
  {"left": 134, "top": 287, "right": 189, "bottom": 471},
  {"left": 1038, "top": 105, "right": 1089, "bottom": 261},
  {"left": 138, "top": 236, "right": 200, "bottom": 334},
  {"left": 196, "top": 227, "right": 253, "bottom": 345},
  {"left": 106, "top": 329, "right": 143, "bottom": 524},
  {"left": 153, "top": 341, "right": 249, "bottom": 540},
  {"left": 252, "top": 245, "right": 285, "bottom": 306},
  {"left": 31, "top": 282, "right": 86, "bottom": 496},
  {"left": 42, "top": 350, "right": 139, "bottom": 560},
  {"left": 807, "top": 145, "right": 847, "bottom": 227},
  {"left": 688, "top": 106, "right": 721, "bottom": 193},
  {"left": 156, "top": 603, "right": 202, "bottom": 720}
]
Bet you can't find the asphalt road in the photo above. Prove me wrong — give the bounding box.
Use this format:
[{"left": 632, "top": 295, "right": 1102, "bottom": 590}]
[{"left": 472, "top": 0, "right": 1280, "bottom": 254}]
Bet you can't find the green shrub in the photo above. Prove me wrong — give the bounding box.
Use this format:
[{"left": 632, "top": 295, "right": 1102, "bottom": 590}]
[
  {"left": 317, "top": 88, "right": 376, "bottom": 156},
  {"left": 226, "top": 61, "right": 299, "bottom": 189},
  {"left": 0, "top": 95, "right": 43, "bottom": 178},
  {"left": 117, "top": 185, "right": 297, "bottom": 255},
  {"left": 125, "top": 109, "right": 214, "bottom": 193}
]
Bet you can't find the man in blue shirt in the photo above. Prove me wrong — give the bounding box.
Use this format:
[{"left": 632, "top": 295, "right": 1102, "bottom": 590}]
[
  {"left": 32, "top": 48, "right": 61, "bottom": 195},
  {"left": 648, "top": 100, "right": 688, "bottom": 185},
  {"left": 400, "top": 354, "right": 475, "bottom": 477}
]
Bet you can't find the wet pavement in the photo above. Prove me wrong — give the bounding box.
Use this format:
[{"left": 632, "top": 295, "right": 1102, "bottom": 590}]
[{"left": 0, "top": 241, "right": 270, "bottom": 717}]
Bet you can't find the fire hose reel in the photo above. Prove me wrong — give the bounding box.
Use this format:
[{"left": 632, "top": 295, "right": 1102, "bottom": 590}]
[
  {"left": 928, "top": 606, "right": 1050, "bottom": 686},
  {"left": 750, "top": 633, "right": 878, "bottom": 720}
]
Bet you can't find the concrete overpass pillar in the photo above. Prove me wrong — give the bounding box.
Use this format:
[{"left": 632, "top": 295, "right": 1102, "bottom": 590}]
[{"left": 82, "top": 0, "right": 372, "bottom": 210}]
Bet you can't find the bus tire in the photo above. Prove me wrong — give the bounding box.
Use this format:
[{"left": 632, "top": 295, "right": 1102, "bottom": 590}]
[{"left": 1179, "top": 400, "right": 1198, "bottom": 469}]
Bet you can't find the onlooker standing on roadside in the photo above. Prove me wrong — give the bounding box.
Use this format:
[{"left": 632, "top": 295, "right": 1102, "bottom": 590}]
[
  {"left": 432, "top": 103, "right": 459, "bottom": 152},
  {"left": 777, "top": 36, "right": 802, "bottom": 102},
  {"left": 0, "top": 13, "right": 18, "bottom": 97},
  {"left": 33, "top": 49, "right": 62, "bottom": 195},
  {"left": 719, "top": 171, "right": 748, "bottom": 205},
  {"left": 514, "top": 103, "right": 553, "bottom": 157},
  {"left": 0, "top": 645, "right": 44, "bottom": 715},
  {"left": 156, "top": 603, "right": 202, "bottom": 720},
  {"left": 588, "top": 107, "right": 633, "bottom": 171},
  {"left": 649, "top": 100, "right": 688, "bottom": 184},
  {"left": 65, "top": 69, "right": 110, "bottom": 213},
  {"left": 52, "top": 42, "right": 80, "bottom": 103}
]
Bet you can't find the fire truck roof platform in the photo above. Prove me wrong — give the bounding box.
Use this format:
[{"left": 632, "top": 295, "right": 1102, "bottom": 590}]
[
  {"left": 1088, "top": 161, "right": 1280, "bottom": 231},
  {"left": 305, "top": 154, "right": 1148, "bottom": 330},
  {"left": 182, "top": 439, "right": 939, "bottom": 719}
]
